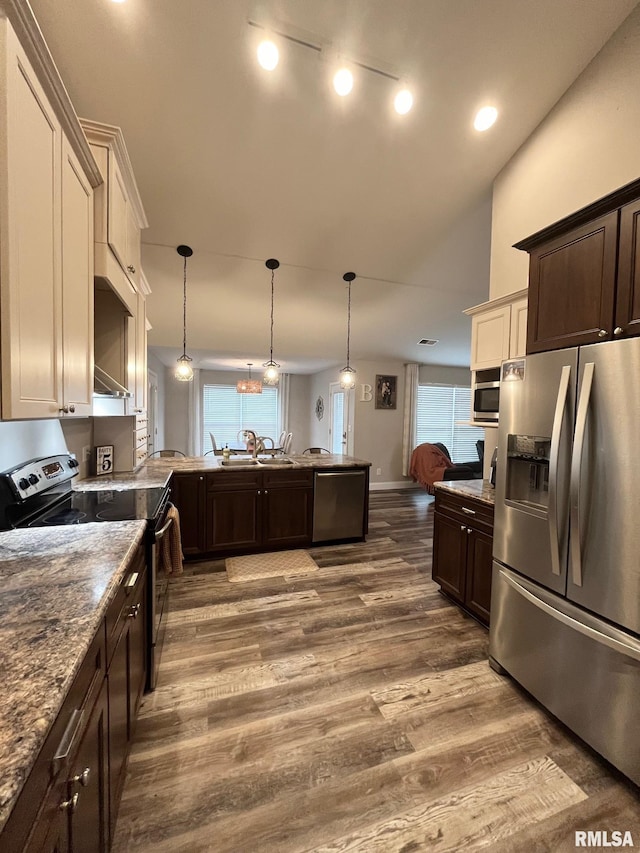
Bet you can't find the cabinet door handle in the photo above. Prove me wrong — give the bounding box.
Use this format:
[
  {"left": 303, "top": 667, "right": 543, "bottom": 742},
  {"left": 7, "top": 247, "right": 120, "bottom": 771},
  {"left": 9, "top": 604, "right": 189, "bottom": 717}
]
[
  {"left": 125, "top": 571, "right": 139, "bottom": 589},
  {"left": 52, "top": 709, "right": 85, "bottom": 775},
  {"left": 466, "top": 527, "right": 472, "bottom": 534},
  {"left": 598, "top": 329, "right": 608, "bottom": 338},
  {"left": 461, "top": 507, "right": 476, "bottom": 515},
  {"left": 59, "top": 405, "right": 69, "bottom": 414},
  {"left": 60, "top": 792, "right": 79, "bottom": 813},
  {"left": 71, "top": 767, "right": 91, "bottom": 787},
  {"left": 127, "top": 264, "right": 136, "bottom": 274},
  {"left": 264, "top": 489, "right": 268, "bottom": 495},
  {"left": 613, "top": 326, "right": 624, "bottom": 336},
  {"left": 128, "top": 602, "right": 141, "bottom": 619},
  {"left": 460, "top": 524, "right": 466, "bottom": 531},
  {"left": 257, "top": 490, "right": 262, "bottom": 495}
]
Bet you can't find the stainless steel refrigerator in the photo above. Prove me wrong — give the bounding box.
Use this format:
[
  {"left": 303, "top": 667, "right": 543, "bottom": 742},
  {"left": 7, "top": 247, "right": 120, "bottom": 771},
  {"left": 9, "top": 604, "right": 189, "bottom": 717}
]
[{"left": 489, "top": 337, "right": 640, "bottom": 785}]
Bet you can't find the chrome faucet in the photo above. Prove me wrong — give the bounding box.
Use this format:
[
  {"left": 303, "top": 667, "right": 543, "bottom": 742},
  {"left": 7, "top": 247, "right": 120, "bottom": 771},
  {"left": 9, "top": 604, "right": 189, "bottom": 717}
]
[{"left": 244, "top": 430, "right": 259, "bottom": 458}]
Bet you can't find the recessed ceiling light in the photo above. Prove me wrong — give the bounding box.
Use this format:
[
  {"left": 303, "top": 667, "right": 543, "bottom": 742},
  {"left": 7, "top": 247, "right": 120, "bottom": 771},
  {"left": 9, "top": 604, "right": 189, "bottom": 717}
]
[
  {"left": 257, "top": 39, "right": 279, "bottom": 71},
  {"left": 394, "top": 89, "right": 413, "bottom": 115},
  {"left": 333, "top": 68, "right": 354, "bottom": 97},
  {"left": 417, "top": 338, "right": 438, "bottom": 346},
  {"left": 474, "top": 106, "right": 498, "bottom": 132}
]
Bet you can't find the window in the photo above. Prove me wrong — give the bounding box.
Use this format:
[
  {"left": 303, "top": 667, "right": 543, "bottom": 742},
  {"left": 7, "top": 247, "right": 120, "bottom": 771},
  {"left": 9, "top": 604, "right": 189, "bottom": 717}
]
[
  {"left": 416, "top": 384, "right": 483, "bottom": 463},
  {"left": 202, "top": 385, "right": 278, "bottom": 452}
]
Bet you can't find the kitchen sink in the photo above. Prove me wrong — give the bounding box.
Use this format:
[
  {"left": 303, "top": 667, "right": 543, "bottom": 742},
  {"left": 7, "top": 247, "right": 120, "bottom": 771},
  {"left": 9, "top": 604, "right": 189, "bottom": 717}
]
[
  {"left": 220, "top": 458, "right": 260, "bottom": 466},
  {"left": 260, "top": 457, "right": 293, "bottom": 465}
]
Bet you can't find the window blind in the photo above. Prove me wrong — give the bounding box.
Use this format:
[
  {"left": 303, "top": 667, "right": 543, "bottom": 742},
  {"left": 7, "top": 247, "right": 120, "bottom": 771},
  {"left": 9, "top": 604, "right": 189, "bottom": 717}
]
[
  {"left": 202, "top": 384, "right": 278, "bottom": 453},
  {"left": 416, "top": 384, "right": 483, "bottom": 463}
]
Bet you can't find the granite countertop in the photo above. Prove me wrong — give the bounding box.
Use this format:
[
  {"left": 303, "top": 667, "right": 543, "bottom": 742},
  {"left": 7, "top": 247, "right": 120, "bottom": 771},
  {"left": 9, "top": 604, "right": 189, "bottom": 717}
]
[
  {"left": 74, "top": 453, "right": 371, "bottom": 491},
  {"left": 0, "top": 521, "right": 147, "bottom": 835},
  {"left": 434, "top": 479, "right": 496, "bottom": 507}
]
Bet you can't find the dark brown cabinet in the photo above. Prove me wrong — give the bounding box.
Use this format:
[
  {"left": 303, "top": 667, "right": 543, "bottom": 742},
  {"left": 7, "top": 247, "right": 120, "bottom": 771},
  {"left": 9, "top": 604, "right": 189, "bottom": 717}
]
[
  {"left": 170, "top": 472, "right": 206, "bottom": 555},
  {"left": 516, "top": 178, "right": 640, "bottom": 353},
  {"left": 205, "top": 469, "right": 314, "bottom": 554},
  {"left": 432, "top": 490, "right": 494, "bottom": 626},
  {"left": 0, "top": 544, "right": 148, "bottom": 853},
  {"left": 106, "top": 550, "right": 147, "bottom": 837}
]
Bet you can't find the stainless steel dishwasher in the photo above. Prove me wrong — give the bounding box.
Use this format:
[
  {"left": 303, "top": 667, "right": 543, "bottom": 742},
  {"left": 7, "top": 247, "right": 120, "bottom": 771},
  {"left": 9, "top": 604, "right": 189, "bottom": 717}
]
[{"left": 312, "top": 469, "right": 367, "bottom": 543}]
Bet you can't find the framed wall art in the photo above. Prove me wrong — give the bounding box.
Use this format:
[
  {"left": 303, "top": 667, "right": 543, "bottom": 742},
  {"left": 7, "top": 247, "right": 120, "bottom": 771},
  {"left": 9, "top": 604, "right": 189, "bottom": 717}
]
[{"left": 375, "top": 375, "right": 397, "bottom": 409}]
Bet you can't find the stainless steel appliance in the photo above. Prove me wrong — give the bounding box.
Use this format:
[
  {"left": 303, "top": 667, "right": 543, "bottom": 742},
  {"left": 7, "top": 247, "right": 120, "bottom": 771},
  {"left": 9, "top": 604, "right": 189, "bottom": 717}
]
[
  {"left": 490, "top": 338, "right": 640, "bottom": 785},
  {"left": 0, "top": 424, "right": 172, "bottom": 691},
  {"left": 472, "top": 380, "right": 500, "bottom": 422},
  {"left": 312, "top": 470, "right": 366, "bottom": 543}
]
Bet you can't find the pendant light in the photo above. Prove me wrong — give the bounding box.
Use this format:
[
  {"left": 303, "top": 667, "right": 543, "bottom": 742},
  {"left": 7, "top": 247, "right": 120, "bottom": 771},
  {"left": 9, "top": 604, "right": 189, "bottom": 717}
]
[
  {"left": 237, "top": 363, "right": 263, "bottom": 394},
  {"left": 339, "top": 272, "right": 357, "bottom": 389},
  {"left": 263, "top": 258, "right": 280, "bottom": 385},
  {"left": 174, "top": 244, "right": 194, "bottom": 382}
]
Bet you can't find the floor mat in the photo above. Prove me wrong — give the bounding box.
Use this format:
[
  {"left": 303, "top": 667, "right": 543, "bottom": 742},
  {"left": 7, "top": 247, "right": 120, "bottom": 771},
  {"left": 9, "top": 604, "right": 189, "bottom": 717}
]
[{"left": 225, "top": 549, "right": 318, "bottom": 582}]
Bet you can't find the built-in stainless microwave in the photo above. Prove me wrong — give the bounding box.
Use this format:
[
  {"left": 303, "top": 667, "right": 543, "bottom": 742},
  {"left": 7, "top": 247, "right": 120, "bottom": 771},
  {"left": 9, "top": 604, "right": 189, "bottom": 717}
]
[{"left": 473, "top": 380, "right": 500, "bottom": 422}]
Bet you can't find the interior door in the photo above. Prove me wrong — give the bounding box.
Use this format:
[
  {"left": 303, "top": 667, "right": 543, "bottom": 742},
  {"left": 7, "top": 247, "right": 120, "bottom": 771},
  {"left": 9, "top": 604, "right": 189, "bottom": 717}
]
[{"left": 329, "top": 383, "right": 347, "bottom": 454}]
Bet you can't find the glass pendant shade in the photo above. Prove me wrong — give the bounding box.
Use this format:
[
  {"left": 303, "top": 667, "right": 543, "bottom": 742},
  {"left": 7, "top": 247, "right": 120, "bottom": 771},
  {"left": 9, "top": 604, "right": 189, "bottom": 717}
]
[
  {"left": 262, "top": 258, "right": 280, "bottom": 386},
  {"left": 175, "top": 355, "right": 194, "bottom": 382},
  {"left": 338, "top": 272, "right": 357, "bottom": 389},
  {"left": 339, "top": 366, "right": 357, "bottom": 389},
  {"left": 174, "top": 244, "right": 194, "bottom": 382}
]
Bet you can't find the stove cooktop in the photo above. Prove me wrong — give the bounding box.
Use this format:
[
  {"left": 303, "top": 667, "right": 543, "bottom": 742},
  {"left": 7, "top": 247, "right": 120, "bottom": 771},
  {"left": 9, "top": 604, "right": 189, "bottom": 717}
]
[{"left": 26, "top": 487, "right": 167, "bottom": 527}]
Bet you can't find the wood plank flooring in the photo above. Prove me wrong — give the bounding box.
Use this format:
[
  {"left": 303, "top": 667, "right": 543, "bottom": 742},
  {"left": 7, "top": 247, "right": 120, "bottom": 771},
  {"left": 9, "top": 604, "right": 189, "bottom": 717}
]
[{"left": 112, "top": 489, "right": 640, "bottom": 852}]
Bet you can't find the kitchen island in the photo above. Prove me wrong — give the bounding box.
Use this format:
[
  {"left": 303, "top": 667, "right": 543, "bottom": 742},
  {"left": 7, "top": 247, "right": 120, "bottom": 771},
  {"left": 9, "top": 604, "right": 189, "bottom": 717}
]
[
  {"left": 76, "top": 454, "right": 372, "bottom": 559},
  {"left": 0, "top": 521, "right": 146, "bottom": 848}
]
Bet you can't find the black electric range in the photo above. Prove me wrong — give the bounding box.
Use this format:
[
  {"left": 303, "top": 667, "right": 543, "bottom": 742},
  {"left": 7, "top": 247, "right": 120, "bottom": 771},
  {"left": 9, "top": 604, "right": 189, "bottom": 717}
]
[{"left": 26, "top": 486, "right": 168, "bottom": 527}]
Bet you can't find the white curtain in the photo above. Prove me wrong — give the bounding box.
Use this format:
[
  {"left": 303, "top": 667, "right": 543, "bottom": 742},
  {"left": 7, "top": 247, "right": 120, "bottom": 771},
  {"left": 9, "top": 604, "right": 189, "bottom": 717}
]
[
  {"left": 402, "top": 362, "right": 419, "bottom": 476},
  {"left": 188, "top": 368, "right": 201, "bottom": 456},
  {"left": 278, "top": 372, "right": 290, "bottom": 436}
]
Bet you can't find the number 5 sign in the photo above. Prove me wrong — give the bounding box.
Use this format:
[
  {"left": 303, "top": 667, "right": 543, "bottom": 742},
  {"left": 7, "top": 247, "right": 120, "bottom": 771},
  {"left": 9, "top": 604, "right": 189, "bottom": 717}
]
[{"left": 95, "top": 445, "right": 114, "bottom": 476}]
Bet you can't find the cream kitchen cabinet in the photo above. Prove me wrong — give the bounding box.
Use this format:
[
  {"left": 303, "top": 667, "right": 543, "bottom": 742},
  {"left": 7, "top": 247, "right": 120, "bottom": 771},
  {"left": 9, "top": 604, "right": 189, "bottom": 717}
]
[
  {"left": 465, "top": 288, "right": 528, "bottom": 370},
  {"left": 0, "top": 16, "right": 100, "bottom": 420},
  {"left": 80, "top": 119, "right": 148, "bottom": 294}
]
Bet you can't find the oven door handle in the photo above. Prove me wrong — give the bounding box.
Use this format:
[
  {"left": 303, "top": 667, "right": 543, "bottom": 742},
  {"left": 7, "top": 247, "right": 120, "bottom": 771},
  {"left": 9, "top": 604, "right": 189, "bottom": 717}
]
[{"left": 155, "top": 503, "right": 175, "bottom": 541}]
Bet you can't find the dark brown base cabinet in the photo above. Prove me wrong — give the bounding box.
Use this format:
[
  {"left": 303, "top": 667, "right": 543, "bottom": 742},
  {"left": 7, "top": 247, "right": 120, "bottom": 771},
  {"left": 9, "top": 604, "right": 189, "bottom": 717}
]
[
  {"left": 206, "top": 469, "right": 314, "bottom": 553},
  {"left": 432, "top": 490, "right": 494, "bottom": 626},
  {"left": 172, "top": 468, "right": 317, "bottom": 557},
  {"left": 1, "top": 543, "right": 147, "bottom": 852}
]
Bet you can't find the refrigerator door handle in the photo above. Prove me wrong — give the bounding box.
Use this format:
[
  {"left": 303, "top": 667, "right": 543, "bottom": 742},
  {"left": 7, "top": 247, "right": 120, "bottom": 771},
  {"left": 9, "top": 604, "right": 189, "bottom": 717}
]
[
  {"left": 498, "top": 567, "right": 640, "bottom": 662},
  {"left": 548, "top": 365, "right": 571, "bottom": 576},
  {"left": 570, "top": 361, "right": 595, "bottom": 587}
]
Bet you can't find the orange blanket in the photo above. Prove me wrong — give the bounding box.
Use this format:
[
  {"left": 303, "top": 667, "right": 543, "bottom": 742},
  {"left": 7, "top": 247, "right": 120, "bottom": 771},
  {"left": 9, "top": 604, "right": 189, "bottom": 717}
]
[{"left": 409, "top": 443, "right": 451, "bottom": 494}]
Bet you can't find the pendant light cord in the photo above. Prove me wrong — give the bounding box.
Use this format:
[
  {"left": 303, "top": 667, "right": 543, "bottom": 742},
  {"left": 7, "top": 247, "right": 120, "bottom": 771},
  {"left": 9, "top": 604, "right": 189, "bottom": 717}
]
[
  {"left": 182, "top": 255, "right": 188, "bottom": 358},
  {"left": 269, "top": 267, "right": 275, "bottom": 363},
  {"left": 346, "top": 279, "right": 352, "bottom": 368}
]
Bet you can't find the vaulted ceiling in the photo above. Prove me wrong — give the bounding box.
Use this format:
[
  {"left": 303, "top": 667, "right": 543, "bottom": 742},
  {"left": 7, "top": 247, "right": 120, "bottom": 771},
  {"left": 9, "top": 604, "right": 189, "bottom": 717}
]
[{"left": 30, "top": 0, "right": 638, "bottom": 373}]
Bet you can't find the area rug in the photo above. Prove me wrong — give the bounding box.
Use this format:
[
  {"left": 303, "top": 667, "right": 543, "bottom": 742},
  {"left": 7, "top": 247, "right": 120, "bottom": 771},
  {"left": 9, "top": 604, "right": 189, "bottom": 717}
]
[{"left": 226, "top": 549, "right": 318, "bottom": 583}]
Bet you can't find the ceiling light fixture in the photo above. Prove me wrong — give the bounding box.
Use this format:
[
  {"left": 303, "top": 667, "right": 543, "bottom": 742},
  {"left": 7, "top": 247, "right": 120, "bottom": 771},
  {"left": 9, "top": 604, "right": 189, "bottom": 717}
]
[
  {"left": 333, "top": 67, "right": 354, "bottom": 97},
  {"left": 174, "top": 244, "right": 194, "bottom": 382},
  {"left": 237, "top": 363, "right": 262, "bottom": 394},
  {"left": 394, "top": 89, "right": 413, "bottom": 115},
  {"left": 263, "top": 258, "right": 280, "bottom": 385},
  {"left": 339, "top": 272, "right": 357, "bottom": 390},
  {"left": 257, "top": 39, "right": 279, "bottom": 71},
  {"left": 474, "top": 105, "right": 498, "bottom": 131}
]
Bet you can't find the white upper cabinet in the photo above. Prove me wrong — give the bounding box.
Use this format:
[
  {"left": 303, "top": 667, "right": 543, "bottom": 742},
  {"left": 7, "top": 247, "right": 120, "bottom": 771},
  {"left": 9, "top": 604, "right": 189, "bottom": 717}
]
[
  {"left": 81, "top": 119, "right": 148, "bottom": 293},
  {"left": 0, "top": 16, "right": 100, "bottom": 420},
  {"left": 465, "top": 289, "right": 529, "bottom": 371}
]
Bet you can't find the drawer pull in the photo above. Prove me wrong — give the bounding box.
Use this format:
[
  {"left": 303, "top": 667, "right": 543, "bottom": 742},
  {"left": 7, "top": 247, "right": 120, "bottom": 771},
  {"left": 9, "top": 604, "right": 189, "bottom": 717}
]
[
  {"left": 460, "top": 524, "right": 466, "bottom": 532},
  {"left": 52, "top": 709, "right": 84, "bottom": 775},
  {"left": 60, "top": 792, "right": 79, "bottom": 813},
  {"left": 461, "top": 507, "right": 476, "bottom": 515},
  {"left": 71, "top": 767, "right": 91, "bottom": 787},
  {"left": 125, "top": 572, "right": 139, "bottom": 589}
]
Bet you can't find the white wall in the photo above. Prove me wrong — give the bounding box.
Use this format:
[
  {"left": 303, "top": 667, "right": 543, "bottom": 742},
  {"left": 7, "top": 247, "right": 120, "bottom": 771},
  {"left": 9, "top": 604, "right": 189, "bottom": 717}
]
[
  {"left": 60, "top": 418, "right": 93, "bottom": 480},
  {"left": 490, "top": 6, "right": 640, "bottom": 299}
]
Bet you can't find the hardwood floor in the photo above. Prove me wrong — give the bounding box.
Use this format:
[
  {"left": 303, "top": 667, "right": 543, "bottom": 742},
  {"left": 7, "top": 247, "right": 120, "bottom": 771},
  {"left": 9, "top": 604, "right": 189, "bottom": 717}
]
[{"left": 113, "top": 489, "right": 640, "bottom": 852}]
